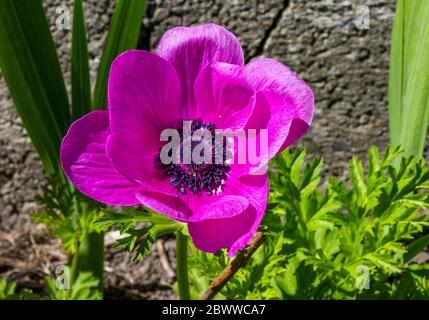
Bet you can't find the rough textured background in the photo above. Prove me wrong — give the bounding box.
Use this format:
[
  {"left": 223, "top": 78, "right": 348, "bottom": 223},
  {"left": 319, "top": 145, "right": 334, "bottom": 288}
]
[{"left": 0, "top": 0, "right": 396, "bottom": 298}]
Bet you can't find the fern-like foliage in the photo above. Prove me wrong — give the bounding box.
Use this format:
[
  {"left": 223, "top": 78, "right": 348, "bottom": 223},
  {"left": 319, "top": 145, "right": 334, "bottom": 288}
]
[
  {"left": 32, "top": 175, "right": 104, "bottom": 253},
  {"left": 188, "top": 146, "right": 429, "bottom": 299},
  {"left": 44, "top": 272, "right": 102, "bottom": 300},
  {"left": 0, "top": 273, "right": 102, "bottom": 300},
  {"left": 0, "top": 278, "right": 43, "bottom": 300},
  {"left": 96, "top": 208, "right": 182, "bottom": 262}
]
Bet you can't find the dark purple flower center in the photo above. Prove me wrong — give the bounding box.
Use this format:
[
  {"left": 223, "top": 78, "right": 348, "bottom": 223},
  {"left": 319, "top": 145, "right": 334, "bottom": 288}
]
[{"left": 161, "top": 119, "right": 230, "bottom": 195}]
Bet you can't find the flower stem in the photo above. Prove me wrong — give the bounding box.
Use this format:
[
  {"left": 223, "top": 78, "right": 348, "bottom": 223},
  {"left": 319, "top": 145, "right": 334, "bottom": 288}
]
[
  {"left": 77, "top": 231, "right": 104, "bottom": 289},
  {"left": 69, "top": 243, "right": 80, "bottom": 287},
  {"left": 175, "top": 230, "right": 191, "bottom": 300}
]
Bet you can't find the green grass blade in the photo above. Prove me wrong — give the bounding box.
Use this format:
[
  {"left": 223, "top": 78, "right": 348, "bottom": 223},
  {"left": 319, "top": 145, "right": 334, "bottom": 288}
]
[
  {"left": 71, "top": 0, "right": 91, "bottom": 120},
  {"left": 399, "top": 2, "right": 429, "bottom": 156},
  {"left": 388, "top": 0, "right": 405, "bottom": 146},
  {"left": 92, "top": 0, "right": 147, "bottom": 109},
  {"left": 0, "top": 0, "right": 70, "bottom": 176},
  {"left": 389, "top": 1, "right": 429, "bottom": 156}
]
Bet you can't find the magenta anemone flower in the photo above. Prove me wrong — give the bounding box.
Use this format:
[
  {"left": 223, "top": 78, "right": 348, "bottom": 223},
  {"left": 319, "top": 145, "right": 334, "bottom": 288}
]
[{"left": 60, "top": 23, "right": 314, "bottom": 257}]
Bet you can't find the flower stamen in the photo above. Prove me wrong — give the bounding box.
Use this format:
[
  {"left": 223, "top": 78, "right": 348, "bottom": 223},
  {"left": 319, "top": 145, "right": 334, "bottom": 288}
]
[{"left": 160, "top": 119, "right": 230, "bottom": 195}]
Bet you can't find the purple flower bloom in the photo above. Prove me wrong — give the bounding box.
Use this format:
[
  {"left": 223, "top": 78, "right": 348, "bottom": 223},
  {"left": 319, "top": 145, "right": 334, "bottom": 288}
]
[{"left": 60, "top": 24, "right": 314, "bottom": 256}]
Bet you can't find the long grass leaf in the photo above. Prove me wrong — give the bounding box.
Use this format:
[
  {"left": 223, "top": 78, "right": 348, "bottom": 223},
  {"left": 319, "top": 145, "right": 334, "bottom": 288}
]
[
  {"left": 0, "top": 0, "right": 70, "bottom": 176},
  {"left": 71, "top": 0, "right": 91, "bottom": 120},
  {"left": 389, "top": 1, "right": 429, "bottom": 156},
  {"left": 388, "top": 0, "right": 405, "bottom": 146},
  {"left": 399, "top": 2, "right": 429, "bottom": 156},
  {"left": 92, "top": 0, "right": 147, "bottom": 109}
]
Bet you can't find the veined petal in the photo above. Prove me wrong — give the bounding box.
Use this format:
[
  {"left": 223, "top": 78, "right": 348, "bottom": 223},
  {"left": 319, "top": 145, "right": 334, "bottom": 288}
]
[
  {"left": 155, "top": 23, "right": 244, "bottom": 118},
  {"left": 188, "top": 174, "right": 268, "bottom": 256},
  {"left": 188, "top": 206, "right": 257, "bottom": 256},
  {"left": 233, "top": 90, "right": 296, "bottom": 176},
  {"left": 245, "top": 58, "right": 314, "bottom": 150},
  {"left": 105, "top": 133, "right": 177, "bottom": 198},
  {"left": 187, "top": 195, "right": 250, "bottom": 222},
  {"left": 136, "top": 192, "right": 192, "bottom": 222},
  {"left": 60, "top": 111, "right": 141, "bottom": 206},
  {"left": 194, "top": 62, "right": 255, "bottom": 130},
  {"left": 107, "top": 50, "right": 182, "bottom": 183}
]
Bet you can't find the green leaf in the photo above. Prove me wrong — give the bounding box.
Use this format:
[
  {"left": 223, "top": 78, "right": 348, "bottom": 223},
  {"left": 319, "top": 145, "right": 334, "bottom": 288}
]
[
  {"left": 188, "top": 146, "right": 429, "bottom": 299},
  {"left": 405, "top": 234, "right": 429, "bottom": 262},
  {"left": 92, "top": 0, "right": 147, "bottom": 109},
  {"left": 114, "top": 223, "right": 182, "bottom": 262},
  {"left": 290, "top": 148, "right": 305, "bottom": 187},
  {"left": 0, "top": 278, "right": 16, "bottom": 299},
  {"left": 367, "top": 146, "right": 380, "bottom": 176},
  {"left": 0, "top": 0, "right": 70, "bottom": 176},
  {"left": 275, "top": 257, "right": 299, "bottom": 296},
  {"left": 70, "top": 272, "right": 102, "bottom": 300},
  {"left": 44, "top": 272, "right": 102, "bottom": 300},
  {"left": 349, "top": 157, "right": 366, "bottom": 201},
  {"left": 97, "top": 207, "right": 177, "bottom": 228},
  {"left": 98, "top": 208, "right": 181, "bottom": 262},
  {"left": 365, "top": 252, "right": 402, "bottom": 274},
  {"left": 389, "top": 1, "right": 429, "bottom": 156},
  {"left": 0, "top": 277, "right": 45, "bottom": 300},
  {"left": 71, "top": 0, "right": 91, "bottom": 120}
]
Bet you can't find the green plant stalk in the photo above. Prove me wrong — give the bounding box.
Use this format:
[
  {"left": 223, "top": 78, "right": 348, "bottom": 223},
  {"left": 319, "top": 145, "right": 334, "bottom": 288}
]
[
  {"left": 76, "top": 232, "right": 105, "bottom": 289},
  {"left": 65, "top": 242, "right": 79, "bottom": 300},
  {"left": 176, "top": 230, "right": 191, "bottom": 300},
  {"left": 69, "top": 243, "right": 80, "bottom": 287}
]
